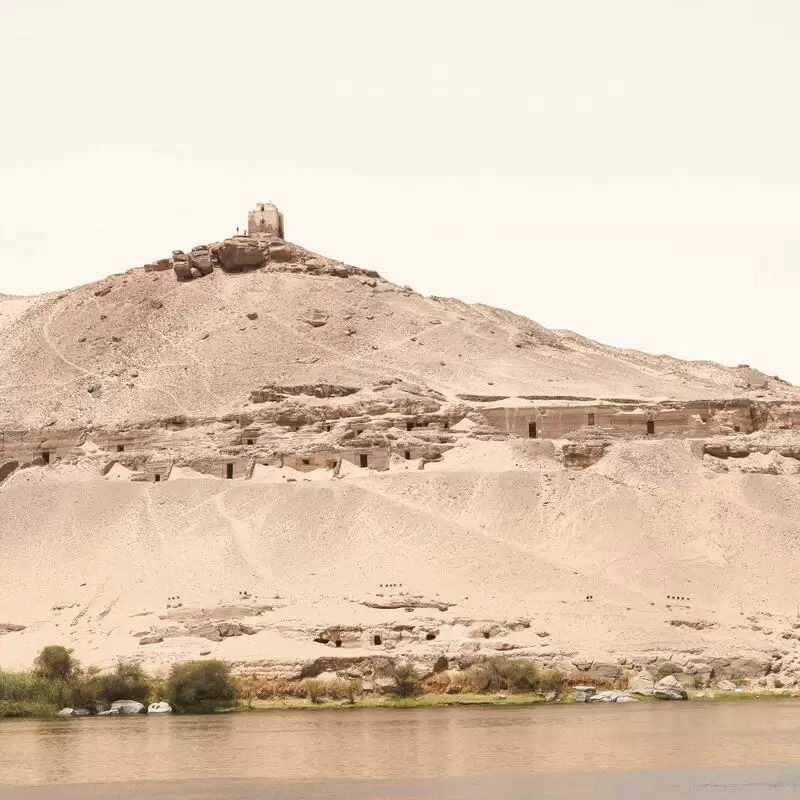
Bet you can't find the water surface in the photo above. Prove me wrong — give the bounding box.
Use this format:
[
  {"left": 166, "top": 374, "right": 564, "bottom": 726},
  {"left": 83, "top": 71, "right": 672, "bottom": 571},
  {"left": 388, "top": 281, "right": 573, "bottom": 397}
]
[{"left": 3, "top": 701, "right": 800, "bottom": 798}]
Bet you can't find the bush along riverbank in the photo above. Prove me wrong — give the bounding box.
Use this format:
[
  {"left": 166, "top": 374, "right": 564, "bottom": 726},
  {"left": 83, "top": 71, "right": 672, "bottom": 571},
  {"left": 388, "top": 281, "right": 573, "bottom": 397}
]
[
  {"left": 0, "top": 646, "right": 234, "bottom": 718},
  {"left": 3, "top": 647, "right": 797, "bottom": 718}
]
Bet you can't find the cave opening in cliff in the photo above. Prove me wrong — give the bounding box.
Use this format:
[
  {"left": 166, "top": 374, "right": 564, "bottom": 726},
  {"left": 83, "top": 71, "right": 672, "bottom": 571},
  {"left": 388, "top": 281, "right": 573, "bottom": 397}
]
[
  {"left": 154, "top": 474, "right": 161, "bottom": 482},
  {"left": 528, "top": 422, "right": 537, "bottom": 438},
  {"left": 117, "top": 444, "right": 124, "bottom": 452},
  {"left": 360, "top": 454, "right": 369, "bottom": 468},
  {"left": 373, "top": 635, "right": 382, "bottom": 645},
  {"left": 41, "top": 451, "right": 50, "bottom": 465},
  {"left": 647, "top": 421, "right": 655, "bottom": 435},
  {"left": 226, "top": 463, "right": 234, "bottom": 479}
]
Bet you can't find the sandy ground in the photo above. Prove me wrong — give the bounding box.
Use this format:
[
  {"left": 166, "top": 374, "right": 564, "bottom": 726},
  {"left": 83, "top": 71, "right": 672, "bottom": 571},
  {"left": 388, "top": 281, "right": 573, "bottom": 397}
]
[{"left": 1, "top": 437, "right": 799, "bottom": 674}]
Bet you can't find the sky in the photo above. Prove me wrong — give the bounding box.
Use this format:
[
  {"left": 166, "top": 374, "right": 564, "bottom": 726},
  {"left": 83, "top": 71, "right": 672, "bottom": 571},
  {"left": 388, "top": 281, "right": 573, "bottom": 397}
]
[{"left": 1, "top": 0, "right": 799, "bottom": 382}]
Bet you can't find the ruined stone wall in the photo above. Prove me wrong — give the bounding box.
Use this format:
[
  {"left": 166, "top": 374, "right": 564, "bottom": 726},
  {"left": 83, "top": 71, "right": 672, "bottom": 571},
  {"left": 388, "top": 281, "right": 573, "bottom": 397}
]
[
  {"left": 0, "top": 429, "right": 86, "bottom": 463},
  {"left": 481, "top": 401, "right": 755, "bottom": 440},
  {"left": 247, "top": 203, "right": 284, "bottom": 237},
  {"left": 183, "top": 456, "right": 253, "bottom": 480},
  {"left": 284, "top": 447, "right": 390, "bottom": 473}
]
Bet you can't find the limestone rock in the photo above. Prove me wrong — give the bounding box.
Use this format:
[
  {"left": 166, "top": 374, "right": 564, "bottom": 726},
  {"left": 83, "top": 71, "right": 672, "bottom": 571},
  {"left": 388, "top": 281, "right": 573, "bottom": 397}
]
[
  {"left": 269, "top": 243, "right": 293, "bottom": 262},
  {"left": 139, "top": 634, "right": 164, "bottom": 645},
  {"left": 144, "top": 258, "right": 171, "bottom": 273},
  {"left": 654, "top": 675, "right": 688, "bottom": 701},
  {"left": 189, "top": 247, "right": 213, "bottom": 275},
  {"left": 171, "top": 251, "right": 193, "bottom": 281},
  {"left": 589, "top": 690, "right": 620, "bottom": 702},
  {"left": 628, "top": 674, "right": 655, "bottom": 696},
  {"left": 57, "top": 707, "right": 75, "bottom": 717},
  {"left": 0, "top": 623, "right": 26, "bottom": 634},
  {"left": 147, "top": 701, "right": 173, "bottom": 714},
  {"left": 110, "top": 700, "right": 146, "bottom": 715},
  {"left": 571, "top": 685, "right": 596, "bottom": 702},
  {"left": 716, "top": 679, "right": 738, "bottom": 691},
  {"left": 300, "top": 310, "right": 329, "bottom": 328},
  {"left": 215, "top": 238, "right": 265, "bottom": 271}
]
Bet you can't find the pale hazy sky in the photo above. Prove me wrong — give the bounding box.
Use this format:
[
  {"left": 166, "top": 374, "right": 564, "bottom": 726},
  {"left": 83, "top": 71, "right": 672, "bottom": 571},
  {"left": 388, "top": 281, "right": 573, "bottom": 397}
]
[{"left": 1, "top": 0, "right": 799, "bottom": 382}]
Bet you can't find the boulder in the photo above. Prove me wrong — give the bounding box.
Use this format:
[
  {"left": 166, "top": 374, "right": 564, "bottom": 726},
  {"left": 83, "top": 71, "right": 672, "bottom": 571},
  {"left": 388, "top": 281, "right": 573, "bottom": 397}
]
[
  {"left": 147, "top": 702, "right": 173, "bottom": 714},
  {"left": 171, "top": 251, "right": 193, "bottom": 280},
  {"left": 215, "top": 238, "right": 265, "bottom": 271},
  {"left": 57, "top": 707, "right": 92, "bottom": 718},
  {"left": 589, "top": 691, "right": 620, "bottom": 703},
  {"left": 189, "top": 247, "right": 213, "bottom": 275},
  {"left": 654, "top": 675, "right": 688, "bottom": 701},
  {"left": 0, "top": 623, "right": 26, "bottom": 634},
  {"left": 139, "top": 635, "right": 164, "bottom": 645},
  {"left": 144, "top": 258, "right": 171, "bottom": 273},
  {"left": 716, "top": 679, "right": 738, "bottom": 691},
  {"left": 628, "top": 674, "right": 655, "bottom": 696},
  {"left": 299, "top": 310, "right": 329, "bottom": 328},
  {"left": 269, "top": 244, "right": 293, "bottom": 262},
  {"left": 110, "top": 700, "right": 146, "bottom": 715},
  {"left": 713, "top": 656, "right": 770, "bottom": 679},
  {"left": 616, "top": 695, "right": 639, "bottom": 703},
  {"left": 571, "top": 685, "right": 596, "bottom": 702}
]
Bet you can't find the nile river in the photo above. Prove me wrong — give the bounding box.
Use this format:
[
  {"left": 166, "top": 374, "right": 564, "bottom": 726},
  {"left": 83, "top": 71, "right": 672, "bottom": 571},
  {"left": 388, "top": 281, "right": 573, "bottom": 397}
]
[{"left": 3, "top": 701, "right": 800, "bottom": 798}]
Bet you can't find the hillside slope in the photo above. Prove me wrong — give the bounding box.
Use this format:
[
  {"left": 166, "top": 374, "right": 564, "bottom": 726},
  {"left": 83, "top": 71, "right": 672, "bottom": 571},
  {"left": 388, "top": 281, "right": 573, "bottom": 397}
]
[
  {"left": 0, "top": 240, "right": 793, "bottom": 428},
  {"left": 1, "top": 225, "right": 799, "bottom": 689}
]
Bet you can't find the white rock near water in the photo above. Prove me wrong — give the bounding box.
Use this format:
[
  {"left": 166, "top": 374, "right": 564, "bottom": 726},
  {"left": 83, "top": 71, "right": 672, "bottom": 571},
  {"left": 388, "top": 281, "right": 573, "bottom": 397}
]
[
  {"left": 61, "top": 700, "right": 170, "bottom": 717},
  {"left": 653, "top": 675, "right": 689, "bottom": 701}
]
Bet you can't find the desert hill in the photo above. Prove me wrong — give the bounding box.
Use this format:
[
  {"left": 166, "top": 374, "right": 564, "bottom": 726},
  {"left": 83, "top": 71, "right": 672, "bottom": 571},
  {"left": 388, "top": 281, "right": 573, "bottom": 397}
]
[
  {"left": 1, "top": 208, "right": 799, "bottom": 693},
  {"left": 0, "top": 230, "right": 792, "bottom": 429}
]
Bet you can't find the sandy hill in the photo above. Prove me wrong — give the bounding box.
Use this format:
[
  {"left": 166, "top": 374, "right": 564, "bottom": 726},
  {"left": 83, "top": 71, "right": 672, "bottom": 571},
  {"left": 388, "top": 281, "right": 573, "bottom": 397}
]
[{"left": 1, "top": 215, "right": 799, "bottom": 691}]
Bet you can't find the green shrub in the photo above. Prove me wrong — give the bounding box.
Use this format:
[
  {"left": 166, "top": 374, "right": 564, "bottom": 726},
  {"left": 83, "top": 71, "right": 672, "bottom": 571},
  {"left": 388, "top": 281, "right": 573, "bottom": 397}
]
[
  {"left": 389, "top": 663, "right": 421, "bottom": 697},
  {"left": 466, "top": 658, "right": 546, "bottom": 694},
  {"left": 303, "top": 679, "right": 326, "bottom": 704},
  {"left": 0, "top": 668, "right": 69, "bottom": 716},
  {"left": 87, "top": 662, "right": 151, "bottom": 706},
  {"left": 167, "top": 660, "right": 235, "bottom": 712},
  {"left": 34, "top": 646, "right": 75, "bottom": 682},
  {"left": 345, "top": 678, "right": 362, "bottom": 704},
  {"left": 539, "top": 668, "right": 567, "bottom": 697}
]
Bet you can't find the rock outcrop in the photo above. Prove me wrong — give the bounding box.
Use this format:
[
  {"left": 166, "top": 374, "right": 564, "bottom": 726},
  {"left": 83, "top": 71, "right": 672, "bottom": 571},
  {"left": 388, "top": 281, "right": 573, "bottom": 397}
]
[{"left": 653, "top": 675, "right": 688, "bottom": 701}]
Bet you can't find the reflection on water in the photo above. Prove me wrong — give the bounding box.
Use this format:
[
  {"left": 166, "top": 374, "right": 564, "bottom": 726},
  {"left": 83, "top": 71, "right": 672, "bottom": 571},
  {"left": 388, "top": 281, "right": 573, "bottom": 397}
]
[{"left": 2, "top": 701, "right": 800, "bottom": 797}]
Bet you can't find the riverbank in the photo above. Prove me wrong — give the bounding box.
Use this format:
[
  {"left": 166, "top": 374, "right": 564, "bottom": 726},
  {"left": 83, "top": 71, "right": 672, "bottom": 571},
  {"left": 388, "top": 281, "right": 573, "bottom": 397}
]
[{"left": 245, "top": 692, "right": 548, "bottom": 711}]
